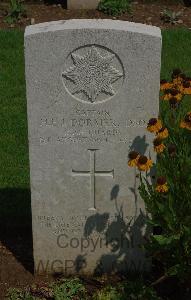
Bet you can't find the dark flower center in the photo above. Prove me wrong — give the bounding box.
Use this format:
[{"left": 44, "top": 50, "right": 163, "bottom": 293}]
[
  {"left": 170, "top": 89, "right": 179, "bottom": 96},
  {"left": 160, "top": 79, "right": 167, "bottom": 84},
  {"left": 153, "top": 139, "right": 163, "bottom": 146},
  {"left": 164, "top": 89, "right": 172, "bottom": 94},
  {"left": 180, "top": 73, "right": 186, "bottom": 80},
  {"left": 138, "top": 156, "right": 148, "bottom": 164},
  {"left": 169, "top": 97, "right": 178, "bottom": 109},
  {"left": 183, "top": 81, "right": 190, "bottom": 88},
  {"left": 148, "top": 118, "right": 157, "bottom": 126},
  {"left": 185, "top": 114, "right": 191, "bottom": 123},
  {"left": 172, "top": 68, "right": 182, "bottom": 78},
  {"left": 128, "top": 151, "right": 139, "bottom": 160},
  {"left": 158, "top": 127, "right": 165, "bottom": 133},
  {"left": 169, "top": 97, "right": 178, "bottom": 104},
  {"left": 168, "top": 144, "right": 176, "bottom": 155},
  {"left": 157, "top": 176, "right": 167, "bottom": 185}
]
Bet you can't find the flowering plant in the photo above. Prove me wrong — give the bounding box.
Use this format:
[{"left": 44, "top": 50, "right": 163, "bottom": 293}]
[{"left": 128, "top": 69, "right": 191, "bottom": 284}]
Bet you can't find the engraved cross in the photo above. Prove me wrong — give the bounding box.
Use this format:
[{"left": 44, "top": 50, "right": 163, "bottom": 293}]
[{"left": 72, "top": 149, "right": 114, "bottom": 211}]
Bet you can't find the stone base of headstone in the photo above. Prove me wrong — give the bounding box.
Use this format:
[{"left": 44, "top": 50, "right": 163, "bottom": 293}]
[{"left": 68, "top": 0, "right": 100, "bottom": 9}]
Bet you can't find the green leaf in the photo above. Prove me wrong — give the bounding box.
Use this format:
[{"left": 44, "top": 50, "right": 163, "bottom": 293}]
[{"left": 167, "top": 264, "right": 180, "bottom": 276}]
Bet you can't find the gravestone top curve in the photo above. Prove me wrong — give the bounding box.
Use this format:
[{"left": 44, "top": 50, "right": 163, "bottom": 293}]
[{"left": 25, "top": 19, "right": 161, "bottom": 38}]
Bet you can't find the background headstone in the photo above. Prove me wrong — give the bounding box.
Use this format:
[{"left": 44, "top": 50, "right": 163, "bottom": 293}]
[
  {"left": 25, "top": 20, "right": 161, "bottom": 275},
  {"left": 68, "top": 0, "right": 100, "bottom": 10}
]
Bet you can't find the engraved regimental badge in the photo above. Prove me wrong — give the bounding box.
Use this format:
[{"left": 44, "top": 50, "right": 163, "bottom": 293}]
[{"left": 62, "top": 45, "right": 124, "bottom": 104}]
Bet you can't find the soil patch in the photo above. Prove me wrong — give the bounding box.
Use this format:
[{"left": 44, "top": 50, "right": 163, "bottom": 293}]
[{"left": 0, "top": 1, "right": 191, "bottom": 29}]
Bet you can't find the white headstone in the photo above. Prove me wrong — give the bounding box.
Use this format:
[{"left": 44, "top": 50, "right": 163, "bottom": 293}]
[{"left": 25, "top": 20, "right": 161, "bottom": 275}]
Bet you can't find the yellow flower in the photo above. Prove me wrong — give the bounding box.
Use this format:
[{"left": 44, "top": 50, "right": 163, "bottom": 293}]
[
  {"left": 153, "top": 138, "right": 166, "bottom": 154},
  {"left": 147, "top": 118, "right": 162, "bottom": 133},
  {"left": 156, "top": 127, "right": 169, "bottom": 139},
  {"left": 162, "top": 92, "right": 172, "bottom": 101},
  {"left": 172, "top": 76, "right": 183, "bottom": 86},
  {"left": 175, "top": 84, "right": 184, "bottom": 94},
  {"left": 183, "top": 88, "right": 191, "bottom": 95},
  {"left": 160, "top": 80, "right": 172, "bottom": 91},
  {"left": 155, "top": 177, "right": 168, "bottom": 193},
  {"left": 180, "top": 112, "right": 191, "bottom": 130},
  {"left": 185, "top": 76, "right": 191, "bottom": 85},
  {"left": 162, "top": 89, "right": 182, "bottom": 102},
  {"left": 137, "top": 155, "right": 153, "bottom": 171},
  {"left": 128, "top": 151, "right": 140, "bottom": 167},
  {"left": 171, "top": 70, "right": 184, "bottom": 87},
  {"left": 175, "top": 94, "right": 182, "bottom": 101},
  {"left": 183, "top": 82, "right": 191, "bottom": 95}
]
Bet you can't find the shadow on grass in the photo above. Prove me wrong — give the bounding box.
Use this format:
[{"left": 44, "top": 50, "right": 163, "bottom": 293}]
[{"left": 0, "top": 188, "right": 34, "bottom": 273}]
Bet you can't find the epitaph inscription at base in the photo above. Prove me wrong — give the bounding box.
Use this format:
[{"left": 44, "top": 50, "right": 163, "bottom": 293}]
[{"left": 25, "top": 20, "right": 161, "bottom": 275}]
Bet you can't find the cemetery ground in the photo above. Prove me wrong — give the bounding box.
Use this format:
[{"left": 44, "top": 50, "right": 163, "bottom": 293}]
[
  {"left": 0, "top": 0, "right": 191, "bottom": 29},
  {"left": 0, "top": 26, "right": 191, "bottom": 299}
]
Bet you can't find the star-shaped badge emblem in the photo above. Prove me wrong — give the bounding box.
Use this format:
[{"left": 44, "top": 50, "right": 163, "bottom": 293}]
[{"left": 62, "top": 46, "right": 123, "bottom": 103}]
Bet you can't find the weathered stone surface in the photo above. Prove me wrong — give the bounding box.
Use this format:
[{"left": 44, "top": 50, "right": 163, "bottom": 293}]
[
  {"left": 25, "top": 19, "right": 161, "bottom": 275},
  {"left": 68, "top": 0, "right": 100, "bottom": 10}
]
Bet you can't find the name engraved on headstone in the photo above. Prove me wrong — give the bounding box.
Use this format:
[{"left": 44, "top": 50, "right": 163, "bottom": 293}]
[{"left": 38, "top": 109, "right": 147, "bottom": 146}]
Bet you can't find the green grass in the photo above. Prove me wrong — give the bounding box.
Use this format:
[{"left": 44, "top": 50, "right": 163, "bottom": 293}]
[
  {"left": 0, "top": 28, "right": 191, "bottom": 217},
  {"left": 0, "top": 30, "right": 29, "bottom": 189},
  {"left": 161, "top": 28, "right": 191, "bottom": 80},
  {"left": 7, "top": 278, "right": 161, "bottom": 300}
]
